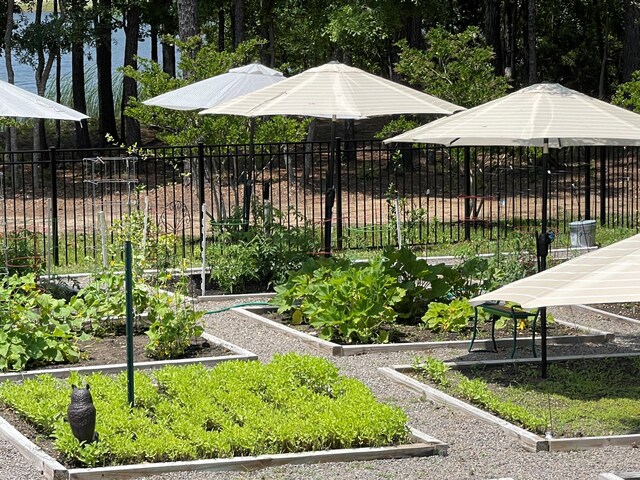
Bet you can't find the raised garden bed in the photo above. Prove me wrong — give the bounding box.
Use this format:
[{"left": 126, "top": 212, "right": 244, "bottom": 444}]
[
  {"left": 0, "top": 354, "right": 447, "bottom": 479},
  {"left": 234, "top": 306, "right": 614, "bottom": 357},
  {"left": 0, "top": 331, "right": 257, "bottom": 381},
  {"left": 380, "top": 352, "right": 640, "bottom": 452}
]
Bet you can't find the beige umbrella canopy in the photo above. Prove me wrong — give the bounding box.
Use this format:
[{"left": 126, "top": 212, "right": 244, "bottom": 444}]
[
  {"left": 142, "top": 63, "right": 285, "bottom": 111},
  {"left": 0, "top": 79, "right": 88, "bottom": 121},
  {"left": 470, "top": 233, "right": 640, "bottom": 308},
  {"left": 386, "top": 83, "right": 640, "bottom": 147},
  {"left": 200, "top": 60, "right": 464, "bottom": 119}
]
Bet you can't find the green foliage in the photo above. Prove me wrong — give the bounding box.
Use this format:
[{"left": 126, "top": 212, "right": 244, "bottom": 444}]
[
  {"left": 108, "top": 209, "right": 176, "bottom": 271},
  {"left": 374, "top": 116, "right": 420, "bottom": 140},
  {"left": 272, "top": 256, "right": 405, "bottom": 344},
  {"left": 122, "top": 38, "right": 308, "bottom": 146},
  {"left": 207, "top": 242, "right": 261, "bottom": 294},
  {"left": 0, "top": 274, "right": 87, "bottom": 371},
  {"left": 395, "top": 26, "right": 509, "bottom": 108},
  {"left": 413, "top": 356, "right": 450, "bottom": 387},
  {"left": 5, "top": 229, "right": 44, "bottom": 276},
  {"left": 207, "top": 205, "right": 320, "bottom": 293},
  {"left": 613, "top": 72, "right": 640, "bottom": 112},
  {"left": 144, "top": 290, "right": 204, "bottom": 360},
  {"left": 0, "top": 355, "right": 410, "bottom": 467},
  {"left": 381, "top": 246, "right": 462, "bottom": 320},
  {"left": 421, "top": 298, "right": 473, "bottom": 333}
]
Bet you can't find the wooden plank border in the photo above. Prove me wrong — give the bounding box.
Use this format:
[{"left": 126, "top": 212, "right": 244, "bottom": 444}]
[
  {"left": 381, "top": 354, "right": 640, "bottom": 452},
  {"left": 575, "top": 304, "right": 640, "bottom": 326},
  {"left": 234, "top": 306, "right": 614, "bottom": 357},
  {"left": 196, "top": 292, "right": 275, "bottom": 303},
  {"left": 0, "top": 332, "right": 257, "bottom": 382},
  {"left": 378, "top": 367, "right": 546, "bottom": 452},
  {"left": 0, "top": 416, "right": 67, "bottom": 480},
  {"left": 0, "top": 411, "right": 446, "bottom": 480},
  {"left": 599, "top": 473, "right": 640, "bottom": 480}
]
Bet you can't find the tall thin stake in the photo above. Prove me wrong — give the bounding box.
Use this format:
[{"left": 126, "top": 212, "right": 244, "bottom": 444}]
[{"left": 124, "top": 240, "right": 135, "bottom": 407}]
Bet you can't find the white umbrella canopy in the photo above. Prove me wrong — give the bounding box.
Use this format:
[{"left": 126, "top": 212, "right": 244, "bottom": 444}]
[
  {"left": 385, "top": 83, "right": 640, "bottom": 147},
  {"left": 200, "top": 60, "right": 464, "bottom": 119},
  {"left": 470, "top": 232, "right": 640, "bottom": 308},
  {"left": 0, "top": 79, "right": 88, "bottom": 121},
  {"left": 142, "top": 63, "right": 285, "bottom": 111}
]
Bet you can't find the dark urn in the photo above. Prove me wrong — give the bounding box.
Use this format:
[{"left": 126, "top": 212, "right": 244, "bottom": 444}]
[{"left": 67, "top": 384, "right": 98, "bottom": 443}]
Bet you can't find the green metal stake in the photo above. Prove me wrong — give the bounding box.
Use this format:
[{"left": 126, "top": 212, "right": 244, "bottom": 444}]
[{"left": 124, "top": 240, "right": 135, "bottom": 407}]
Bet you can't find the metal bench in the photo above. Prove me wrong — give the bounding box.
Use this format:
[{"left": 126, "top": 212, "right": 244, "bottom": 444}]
[{"left": 468, "top": 302, "right": 541, "bottom": 358}]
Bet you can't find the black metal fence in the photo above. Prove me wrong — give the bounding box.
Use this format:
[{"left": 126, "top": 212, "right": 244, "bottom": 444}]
[{"left": 0, "top": 140, "right": 638, "bottom": 267}]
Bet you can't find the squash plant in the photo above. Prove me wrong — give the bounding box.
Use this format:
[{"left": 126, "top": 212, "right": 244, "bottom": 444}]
[
  {"left": 272, "top": 256, "right": 405, "bottom": 344},
  {"left": 0, "top": 274, "right": 88, "bottom": 371}
]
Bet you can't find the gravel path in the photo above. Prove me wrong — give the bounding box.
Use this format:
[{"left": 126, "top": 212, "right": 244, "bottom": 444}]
[{"left": 2, "top": 300, "right": 640, "bottom": 480}]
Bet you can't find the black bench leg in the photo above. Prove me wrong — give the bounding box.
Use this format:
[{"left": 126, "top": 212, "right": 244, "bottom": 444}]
[
  {"left": 511, "top": 316, "right": 518, "bottom": 358},
  {"left": 468, "top": 307, "right": 480, "bottom": 352},
  {"left": 490, "top": 315, "right": 498, "bottom": 352}
]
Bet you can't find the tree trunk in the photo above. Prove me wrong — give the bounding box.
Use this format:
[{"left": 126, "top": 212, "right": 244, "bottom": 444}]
[
  {"left": 95, "top": 0, "right": 118, "bottom": 145},
  {"left": 4, "top": 0, "right": 19, "bottom": 187},
  {"left": 504, "top": 0, "right": 516, "bottom": 80},
  {"left": 162, "top": 41, "right": 176, "bottom": 76},
  {"left": 150, "top": 23, "right": 158, "bottom": 63},
  {"left": 72, "top": 40, "right": 91, "bottom": 148},
  {"left": 70, "top": 0, "right": 91, "bottom": 149},
  {"left": 484, "top": 0, "right": 503, "bottom": 75},
  {"left": 33, "top": 0, "right": 58, "bottom": 154},
  {"left": 526, "top": 0, "right": 537, "bottom": 84},
  {"left": 177, "top": 0, "right": 198, "bottom": 41},
  {"left": 622, "top": 0, "right": 640, "bottom": 82},
  {"left": 234, "top": 0, "right": 244, "bottom": 48},
  {"left": 121, "top": 4, "right": 141, "bottom": 146},
  {"left": 259, "top": 0, "right": 274, "bottom": 65},
  {"left": 177, "top": 0, "right": 198, "bottom": 72},
  {"left": 218, "top": 8, "right": 225, "bottom": 51}
]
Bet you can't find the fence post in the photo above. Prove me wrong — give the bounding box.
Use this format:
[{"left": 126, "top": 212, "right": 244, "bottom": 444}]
[
  {"left": 198, "top": 142, "right": 206, "bottom": 243},
  {"left": 335, "top": 138, "right": 343, "bottom": 250},
  {"left": 49, "top": 147, "right": 59, "bottom": 266},
  {"left": 600, "top": 146, "right": 606, "bottom": 226},
  {"left": 464, "top": 146, "right": 471, "bottom": 241}
]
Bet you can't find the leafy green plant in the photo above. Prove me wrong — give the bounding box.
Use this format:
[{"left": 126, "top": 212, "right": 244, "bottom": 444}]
[
  {"left": 381, "top": 246, "right": 462, "bottom": 320},
  {"left": 0, "top": 274, "right": 88, "bottom": 371},
  {"left": 207, "top": 242, "right": 261, "bottom": 294},
  {"left": 0, "top": 354, "right": 410, "bottom": 467},
  {"left": 144, "top": 290, "right": 204, "bottom": 360},
  {"left": 272, "top": 256, "right": 405, "bottom": 344},
  {"left": 413, "top": 356, "right": 451, "bottom": 387},
  {"left": 421, "top": 298, "right": 474, "bottom": 333}
]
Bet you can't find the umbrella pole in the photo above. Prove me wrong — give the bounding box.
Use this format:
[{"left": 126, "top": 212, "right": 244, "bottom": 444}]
[
  {"left": 540, "top": 139, "right": 549, "bottom": 378},
  {"left": 323, "top": 116, "right": 337, "bottom": 257}
]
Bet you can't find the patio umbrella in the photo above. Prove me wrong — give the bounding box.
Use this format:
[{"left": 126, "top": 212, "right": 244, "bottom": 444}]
[
  {"left": 142, "top": 63, "right": 285, "bottom": 111},
  {"left": 201, "top": 61, "right": 464, "bottom": 255},
  {"left": 469, "top": 232, "right": 640, "bottom": 308},
  {"left": 0, "top": 79, "right": 88, "bottom": 121},
  {"left": 199, "top": 60, "right": 463, "bottom": 119},
  {"left": 143, "top": 63, "right": 287, "bottom": 251},
  {"left": 385, "top": 82, "right": 640, "bottom": 377}
]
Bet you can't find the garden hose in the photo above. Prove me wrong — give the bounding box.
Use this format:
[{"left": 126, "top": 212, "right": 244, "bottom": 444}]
[{"left": 204, "top": 301, "right": 271, "bottom": 315}]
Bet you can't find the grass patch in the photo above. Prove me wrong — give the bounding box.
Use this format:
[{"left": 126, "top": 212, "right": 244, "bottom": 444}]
[
  {"left": 414, "top": 356, "right": 640, "bottom": 438},
  {"left": 0, "top": 353, "right": 409, "bottom": 467}
]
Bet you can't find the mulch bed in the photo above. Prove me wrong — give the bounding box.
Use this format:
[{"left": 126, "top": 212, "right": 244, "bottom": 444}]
[
  {"left": 590, "top": 302, "right": 640, "bottom": 320},
  {"left": 17, "top": 333, "right": 232, "bottom": 374},
  {"left": 262, "top": 312, "right": 579, "bottom": 344}
]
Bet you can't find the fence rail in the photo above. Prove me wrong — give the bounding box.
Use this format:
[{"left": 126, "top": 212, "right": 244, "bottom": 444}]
[{"left": 0, "top": 140, "right": 638, "bottom": 267}]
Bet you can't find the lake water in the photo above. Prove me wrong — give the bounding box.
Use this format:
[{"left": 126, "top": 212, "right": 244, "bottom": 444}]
[{"left": 0, "top": 12, "right": 155, "bottom": 93}]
